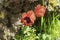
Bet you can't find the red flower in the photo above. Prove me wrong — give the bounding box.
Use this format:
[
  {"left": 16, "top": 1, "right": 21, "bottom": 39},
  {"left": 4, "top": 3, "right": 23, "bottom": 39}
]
[
  {"left": 34, "top": 4, "right": 46, "bottom": 17},
  {"left": 21, "top": 10, "right": 36, "bottom": 26}
]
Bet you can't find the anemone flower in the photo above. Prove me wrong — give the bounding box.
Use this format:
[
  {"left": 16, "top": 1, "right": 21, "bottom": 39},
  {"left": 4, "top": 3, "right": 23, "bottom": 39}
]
[
  {"left": 34, "top": 4, "right": 46, "bottom": 17},
  {"left": 21, "top": 10, "right": 36, "bottom": 26}
]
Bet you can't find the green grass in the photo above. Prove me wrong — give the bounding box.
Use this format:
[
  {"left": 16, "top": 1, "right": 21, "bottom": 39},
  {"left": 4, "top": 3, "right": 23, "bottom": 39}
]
[
  {"left": 14, "top": 11, "right": 60, "bottom": 40},
  {"left": 14, "top": 0, "right": 60, "bottom": 40}
]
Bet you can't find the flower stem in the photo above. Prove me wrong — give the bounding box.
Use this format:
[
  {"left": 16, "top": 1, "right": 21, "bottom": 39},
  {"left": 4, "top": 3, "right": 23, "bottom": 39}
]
[
  {"left": 42, "top": 0, "right": 44, "bottom": 6},
  {"left": 41, "top": 17, "right": 43, "bottom": 27},
  {"left": 41, "top": 0, "right": 44, "bottom": 33},
  {"left": 41, "top": 0, "right": 44, "bottom": 26}
]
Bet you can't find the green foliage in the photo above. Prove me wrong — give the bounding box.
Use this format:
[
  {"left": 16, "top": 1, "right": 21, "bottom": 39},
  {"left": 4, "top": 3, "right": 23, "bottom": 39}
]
[
  {"left": 14, "top": 27, "right": 37, "bottom": 40},
  {"left": 14, "top": 0, "right": 60, "bottom": 40}
]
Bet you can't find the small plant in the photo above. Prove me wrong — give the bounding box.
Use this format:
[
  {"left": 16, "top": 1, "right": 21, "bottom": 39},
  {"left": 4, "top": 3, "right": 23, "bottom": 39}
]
[{"left": 0, "top": 0, "right": 59, "bottom": 40}]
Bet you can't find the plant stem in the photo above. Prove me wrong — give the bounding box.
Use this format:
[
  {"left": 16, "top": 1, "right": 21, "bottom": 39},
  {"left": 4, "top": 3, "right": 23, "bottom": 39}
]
[
  {"left": 42, "top": 0, "right": 44, "bottom": 6},
  {"left": 41, "top": 17, "right": 43, "bottom": 27},
  {"left": 41, "top": 0, "right": 44, "bottom": 33},
  {"left": 41, "top": 0, "right": 44, "bottom": 26}
]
